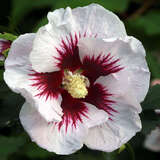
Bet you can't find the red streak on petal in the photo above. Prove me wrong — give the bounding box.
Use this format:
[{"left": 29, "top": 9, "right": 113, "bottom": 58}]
[
  {"left": 29, "top": 32, "right": 123, "bottom": 130},
  {"left": 82, "top": 53, "right": 123, "bottom": 83},
  {"left": 55, "top": 33, "right": 82, "bottom": 71},
  {"left": 84, "top": 83, "right": 116, "bottom": 116},
  {"left": 29, "top": 71, "right": 63, "bottom": 100},
  {"left": 58, "top": 91, "right": 88, "bottom": 132}
]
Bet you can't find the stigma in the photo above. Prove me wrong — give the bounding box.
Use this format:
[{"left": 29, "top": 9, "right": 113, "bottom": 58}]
[{"left": 62, "top": 70, "right": 89, "bottom": 98}]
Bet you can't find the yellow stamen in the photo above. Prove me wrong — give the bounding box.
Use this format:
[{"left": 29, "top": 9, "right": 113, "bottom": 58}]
[{"left": 63, "top": 71, "right": 89, "bottom": 98}]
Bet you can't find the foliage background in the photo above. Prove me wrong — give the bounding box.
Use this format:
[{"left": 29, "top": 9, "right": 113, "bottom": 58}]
[{"left": 0, "top": 0, "right": 160, "bottom": 160}]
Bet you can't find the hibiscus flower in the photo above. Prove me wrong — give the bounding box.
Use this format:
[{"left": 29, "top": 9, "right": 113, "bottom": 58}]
[{"left": 4, "top": 4, "right": 150, "bottom": 155}]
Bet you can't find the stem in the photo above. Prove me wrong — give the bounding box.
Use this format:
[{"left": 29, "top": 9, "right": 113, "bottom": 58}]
[
  {"left": 129, "top": 0, "right": 156, "bottom": 19},
  {"left": 126, "top": 143, "right": 135, "bottom": 160}
]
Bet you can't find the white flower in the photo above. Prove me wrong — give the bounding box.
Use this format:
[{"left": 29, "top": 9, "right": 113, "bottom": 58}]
[
  {"left": 145, "top": 127, "right": 160, "bottom": 152},
  {"left": 4, "top": 4, "right": 150, "bottom": 155}
]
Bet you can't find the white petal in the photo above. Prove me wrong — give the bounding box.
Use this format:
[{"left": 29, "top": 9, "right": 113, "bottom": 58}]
[
  {"left": 29, "top": 27, "right": 60, "bottom": 73},
  {"left": 4, "top": 34, "right": 63, "bottom": 122},
  {"left": 47, "top": 4, "right": 126, "bottom": 38},
  {"left": 4, "top": 34, "right": 35, "bottom": 71},
  {"left": 108, "top": 36, "right": 150, "bottom": 102},
  {"left": 47, "top": 7, "right": 74, "bottom": 37},
  {"left": 84, "top": 98, "right": 141, "bottom": 152},
  {"left": 30, "top": 4, "right": 126, "bottom": 72},
  {"left": 35, "top": 95, "right": 63, "bottom": 122},
  {"left": 20, "top": 102, "right": 88, "bottom": 155},
  {"left": 144, "top": 127, "right": 160, "bottom": 152},
  {"left": 78, "top": 36, "right": 150, "bottom": 103},
  {"left": 72, "top": 4, "right": 126, "bottom": 38},
  {"left": 78, "top": 37, "right": 109, "bottom": 62},
  {"left": 5, "top": 68, "right": 63, "bottom": 122},
  {"left": 95, "top": 70, "right": 142, "bottom": 113},
  {"left": 83, "top": 102, "right": 109, "bottom": 128}
]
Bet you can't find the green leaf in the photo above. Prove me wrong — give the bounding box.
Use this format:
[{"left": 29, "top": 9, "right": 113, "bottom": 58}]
[
  {"left": 131, "top": 0, "right": 143, "bottom": 3},
  {"left": 0, "top": 25, "right": 12, "bottom": 33},
  {"left": 102, "top": 151, "right": 118, "bottom": 160},
  {"left": 0, "top": 33, "right": 17, "bottom": 41},
  {"left": 2, "top": 48, "right": 10, "bottom": 58},
  {"left": 141, "top": 85, "right": 160, "bottom": 110},
  {"left": 140, "top": 85, "right": 160, "bottom": 134},
  {"left": 0, "top": 70, "right": 4, "bottom": 81},
  {"left": 146, "top": 53, "right": 160, "bottom": 79},
  {"left": 62, "top": 147, "right": 106, "bottom": 160},
  {"left": 0, "top": 61, "right": 4, "bottom": 67},
  {"left": 33, "top": 17, "right": 48, "bottom": 32},
  {"left": 0, "top": 81, "right": 24, "bottom": 127},
  {"left": 54, "top": 0, "right": 129, "bottom": 12},
  {"left": 0, "top": 135, "right": 26, "bottom": 159},
  {"left": 118, "top": 144, "right": 126, "bottom": 153},
  {"left": 22, "top": 142, "right": 54, "bottom": 159},
  {"left": 0, "top": 81, "right": 11, "bottom": 99},
  {"left": 140, "top": 110, "right": 160, "bottom": 135},
  {"left": 125, "top": 143, "right": 135, "bottom": 160},
  {"left": 128, "top": 10, "right": 160, "bottom": 36},
  {"left": 10, "top": 0, "right": 55, "bottom": 30}
]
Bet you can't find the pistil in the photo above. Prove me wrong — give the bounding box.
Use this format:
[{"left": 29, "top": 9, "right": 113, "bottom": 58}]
[{"left": 62, "top": 70, "right": 89, "bottom": 98}]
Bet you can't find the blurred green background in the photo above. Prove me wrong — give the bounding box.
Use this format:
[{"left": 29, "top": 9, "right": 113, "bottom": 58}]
[{"left": 0, "top": 0, "right": 160, "bottom": 160}]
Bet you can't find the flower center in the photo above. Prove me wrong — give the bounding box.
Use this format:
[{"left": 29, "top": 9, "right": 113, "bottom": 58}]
[{"left": 62, "top": 70, "right": 89, "bottom": 98}]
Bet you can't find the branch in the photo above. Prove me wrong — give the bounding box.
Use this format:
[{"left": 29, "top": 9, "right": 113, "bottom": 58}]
[{"left": 129, "top": 0, "right": 156, "bottom": 19}]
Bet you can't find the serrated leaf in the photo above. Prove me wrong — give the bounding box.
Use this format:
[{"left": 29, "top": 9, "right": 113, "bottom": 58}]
[
  {"left": 0, "top": 33, "right": 17, "bottom": 41},
  {"left": 141, "top": 85, "right": 160, "bottom": 110}
]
